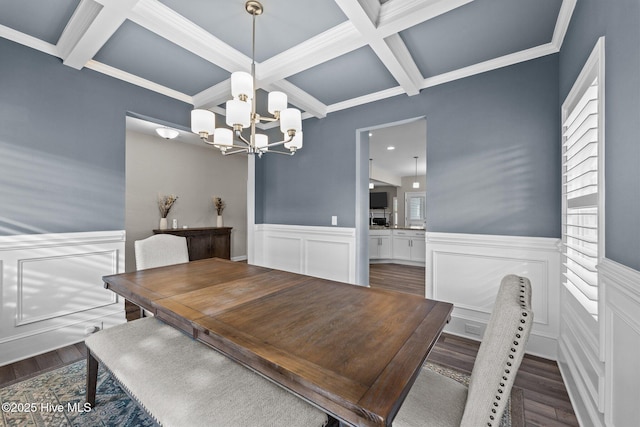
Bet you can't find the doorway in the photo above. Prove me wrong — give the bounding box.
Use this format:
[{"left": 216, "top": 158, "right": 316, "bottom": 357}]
[{"left": 355, "top": 117, "right": 427, "bottom": 295}]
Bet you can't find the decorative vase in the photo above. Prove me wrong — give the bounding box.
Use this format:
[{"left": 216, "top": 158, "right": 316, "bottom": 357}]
[
  {"left": 159, "top": 217, "right": 168, "bottom": 230},
  {"left": 216, "top": 215, "right": 223, "bottom": 227}
]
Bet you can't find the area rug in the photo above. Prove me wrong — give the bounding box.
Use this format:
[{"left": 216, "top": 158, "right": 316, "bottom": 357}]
[{"left": 1, "top": 360, "right": 524, "bottom": 426}]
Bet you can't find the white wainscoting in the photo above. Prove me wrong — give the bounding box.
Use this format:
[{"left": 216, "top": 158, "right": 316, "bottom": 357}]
[
  {"left": 253, "top": 224, "right": 356, "bottom": 284},
  {"left": 0, "top": 231, "right": 126, "bottom": 366},
  {"left": 558, "top": 258, "right": 640, "bottom": 427},
  {"left": 426, "top": 232, "right": 561, "bottom": 359},
  {"left": 601, "top": 259, "right": 640, "bottom": 427}
]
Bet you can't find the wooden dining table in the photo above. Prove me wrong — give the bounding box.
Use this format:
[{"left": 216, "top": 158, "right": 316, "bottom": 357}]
[{"left": 102, "top": 258, "right": 453, "bottom": 427}]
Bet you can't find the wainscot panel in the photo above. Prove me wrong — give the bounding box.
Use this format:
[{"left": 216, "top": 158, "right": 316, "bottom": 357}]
[
  {"left": 602, "top": 259, "right": 640, "bottom": 427},
  {"left": 0, "top": 231, "right": 126, "bottom": 366},
  {"left": 253, "top": 224, "right": 356, "bottom": 284},
  {"left": 426, "top": 232, "right": 561, "bottom": 359}
]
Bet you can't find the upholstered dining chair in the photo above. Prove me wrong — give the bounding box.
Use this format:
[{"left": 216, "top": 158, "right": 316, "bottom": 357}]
[
  {"left": 134, "top": 233, "right": 189, "bottom": 270},
  {"left": 134, "top": 234, "right": 190, "bottom": 317},
  {"left": 394, "top": 274, "right": 533, "bottom": 427}
]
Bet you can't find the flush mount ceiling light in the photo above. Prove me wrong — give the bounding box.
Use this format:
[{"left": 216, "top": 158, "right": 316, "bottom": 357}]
[
  {"left": 387, "top": 145, "right": 395, "bottom": 150},
  {"left": 190, "top": 1, "right": 302, "bottom": 157},
  {"left": 412, "top": 156, "right": 420, "bottom": 189},
  {"left": 156, "top": 127, "right": 179, "bottom": 139}
]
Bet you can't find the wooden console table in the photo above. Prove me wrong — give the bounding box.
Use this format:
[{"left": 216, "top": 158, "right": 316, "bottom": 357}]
[{"left": 153, "top": 227, "right": 232, "bottom": 261}]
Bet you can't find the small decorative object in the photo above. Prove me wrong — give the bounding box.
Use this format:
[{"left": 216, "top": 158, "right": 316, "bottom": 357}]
[
  {"left": 213, "top": 196, "right": 225, "bottom": 227},
  {"left": 158, "top": 194, "right": 178, "bottom": 229}
]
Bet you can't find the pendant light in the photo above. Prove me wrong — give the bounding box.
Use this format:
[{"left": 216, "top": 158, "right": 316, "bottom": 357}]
[{"left": 412, "top": 156, "right": 420, "bottom": 189}]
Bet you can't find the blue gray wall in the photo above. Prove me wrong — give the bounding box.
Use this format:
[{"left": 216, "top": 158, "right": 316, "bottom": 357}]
[
  {"left": 0, "top": 38, "right": 192, "bottom": 235},
  {"left": 560, "top": 0, "right": 640, "bottom": 271},
  {"left": 256, "top": 54, "right": 560, "bottom": 238}
]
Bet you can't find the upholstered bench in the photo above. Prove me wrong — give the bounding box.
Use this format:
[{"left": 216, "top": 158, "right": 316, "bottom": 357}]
[{"left": 85, "top": 317, "right": 329, "bottom": 427}]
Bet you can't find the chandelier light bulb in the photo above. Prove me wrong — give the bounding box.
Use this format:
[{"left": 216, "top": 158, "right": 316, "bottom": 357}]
[
  {"left": 225, "top": 99, "right": 251, "bottom": 128},
  {"left": 214, "top": 128, "right": 233, "bottom": 149},
  {"left": 191, "top": 109, "right": 215, "bottom": 136},
  {"left": 279, "top": 108, "right": 302, "bottom": 134},
  {"left": 268, "top": 91, "right": 287, "bottom": 114},
  {"left": 255, "top": 134, "right": 269, "bottom": 151},
  {"left": 231, "top": 71, "right": 253, "bottom": 100}
]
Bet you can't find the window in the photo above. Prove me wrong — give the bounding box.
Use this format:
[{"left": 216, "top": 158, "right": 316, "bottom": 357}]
[
  {"left": 405, "top": 192, "right": 425, "bottom": 228},
  {"left": 561, "top": 38, "right": 605, "bottom": 319}
]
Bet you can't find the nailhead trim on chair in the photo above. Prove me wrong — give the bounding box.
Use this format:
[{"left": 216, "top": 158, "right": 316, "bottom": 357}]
[{"left": 486, "top": 277, "right": 530, "bottom": 427}]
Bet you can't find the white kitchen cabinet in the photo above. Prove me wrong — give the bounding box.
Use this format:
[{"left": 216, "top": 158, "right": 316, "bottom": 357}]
[
  {"left": 369, "top": 229, "right": 391, "bottom": 259},
  {"left": 392, "top": 230, "right": 425, "bottom": 262}
]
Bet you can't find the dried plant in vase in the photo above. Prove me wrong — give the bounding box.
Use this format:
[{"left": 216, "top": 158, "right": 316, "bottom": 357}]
[
  {"left": 213, "top": 196, "right": 225, "bottom": 227},
  {"left": 158, "top": 194, "right": 179, "bottom": 218},
  {"left": 157, "top": 194, "right": 178, "bottom": 230}
]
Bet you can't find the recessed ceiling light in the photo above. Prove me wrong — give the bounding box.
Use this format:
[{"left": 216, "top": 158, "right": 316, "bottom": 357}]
[{"left": 387, "top": 145, "right": 395, "bottom": 150}]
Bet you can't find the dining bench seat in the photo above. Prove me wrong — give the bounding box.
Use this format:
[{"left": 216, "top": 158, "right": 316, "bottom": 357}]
[{"left": 85, "top": 317, "right": 329, "bottom": 427}]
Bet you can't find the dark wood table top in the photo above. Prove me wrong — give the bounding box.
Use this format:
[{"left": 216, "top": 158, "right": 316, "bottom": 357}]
[{"left": 103, "top": 258, "right": 453, "bottom": 427}]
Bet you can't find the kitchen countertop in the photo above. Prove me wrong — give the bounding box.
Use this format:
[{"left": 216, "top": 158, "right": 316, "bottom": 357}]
[{"left": 369, "top": 226, "right": 425, "bottom": 231}]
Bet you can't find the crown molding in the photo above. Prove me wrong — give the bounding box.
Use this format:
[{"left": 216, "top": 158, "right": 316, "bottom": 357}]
[
  {"left": 552, "top": 0, "right": 577, "bottom": 50},
  {"left": 85, "top": 60, "right": 193, "bottom": 104},
  {"left": 421, "top": 43, "right": 559, "bottom": 90},
  {"left": 0, "top": 24, "right": 58, "bottom": 56},
  {"left": 327, "top": 86, "right": 404, "bottom": 113}
]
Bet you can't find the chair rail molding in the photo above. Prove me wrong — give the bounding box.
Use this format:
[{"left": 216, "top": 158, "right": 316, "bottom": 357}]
[
  {"left": 425, "top": 232, "right": 561, "bottom": 359},
  {"left": 0, "top": 231, "right": 126, "bottom": 366},
  {"left": 253, "top": 224, "right": 356, "bottom": 285}
]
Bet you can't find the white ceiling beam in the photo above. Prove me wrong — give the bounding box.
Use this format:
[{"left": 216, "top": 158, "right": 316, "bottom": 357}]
[
  {"left": 57, "top": 0, "right": 102, "bottom": 60},
  {"left": 377, "top": 0, "right": 475, "bottom": 37},
  {"left": 264, "top": 79, "right": 328, "bottom": 119},
  {"left": 192, "top": 80, "right": 232, "bottom": 110},
  {"left": 62, "top": 0, "right": 141, "bottom": 69},
  {"left": 130, "top": 0, "right": 251, "bottom": 74},
  {"left": 334, "top": 0, "right": 422, "bottom": 95},
  {"left": 258, "top": 22, "right": 365, "bottom": 85},
  {"left": 369, "top": 35, "right": 422, "bottom": 95}
]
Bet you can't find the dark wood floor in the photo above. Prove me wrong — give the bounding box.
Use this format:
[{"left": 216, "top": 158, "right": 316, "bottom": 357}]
[
  {"left": 370, "top": 263, "right": 579, "bottom": 427},
  {"left": 0, "top": 264, "right": 577, "bottom": 427}
]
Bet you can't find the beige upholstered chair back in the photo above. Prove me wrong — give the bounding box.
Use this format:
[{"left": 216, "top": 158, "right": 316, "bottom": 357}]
[
  {"left": 460, "top": 275, "right": 533, "bottom": 427},
  {"left": 134, "top": 234, "right": 189, "bottom": 270}
]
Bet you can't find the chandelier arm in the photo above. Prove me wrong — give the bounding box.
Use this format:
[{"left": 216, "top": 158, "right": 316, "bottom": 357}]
[
  {"left": 265, "top": 134, "right": 294, "bottom": 148},
  {"left": 262, "top": 149, "right": 295, "bottom": 156},
  {"left": 234, "top": 130, "right": 251, "bottom": 146},
  {"left": 227, "top": 143, "right": 253, "bottom": 149},
  {"left": 201, "top": 137, "right": 216, "bottom": 146},
  {"left": 222, "top": 148, "right": 250, "bottom": 156}
]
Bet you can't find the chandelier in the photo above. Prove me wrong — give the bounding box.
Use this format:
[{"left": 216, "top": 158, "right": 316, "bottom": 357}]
[{"left": 190, "top": 1, "right": 303, "bottom": 157}]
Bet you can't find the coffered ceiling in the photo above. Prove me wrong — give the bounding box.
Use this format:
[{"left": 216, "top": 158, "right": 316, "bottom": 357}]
[{"left": 1, "top": 0, "right": 575, "bottom": 126}]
